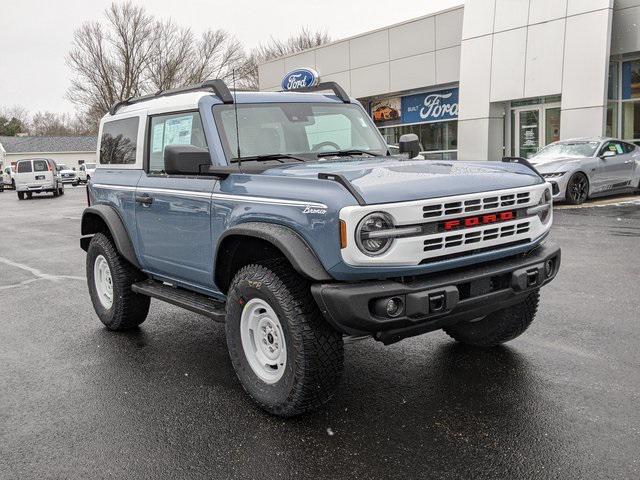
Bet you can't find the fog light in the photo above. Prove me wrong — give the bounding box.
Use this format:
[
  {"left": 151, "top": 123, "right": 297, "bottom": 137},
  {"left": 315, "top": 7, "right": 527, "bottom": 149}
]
[
  {"left": 545, "top": 258, "right": 555, "bottom": 277},
  {"left": 373, "top": 296, "right": 405, "bottom": 318}
]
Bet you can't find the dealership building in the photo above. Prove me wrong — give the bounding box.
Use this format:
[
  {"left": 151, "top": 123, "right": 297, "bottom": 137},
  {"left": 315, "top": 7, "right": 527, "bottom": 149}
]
[{"left": 258, "top": 0, "right": 640, "bottom": 161}]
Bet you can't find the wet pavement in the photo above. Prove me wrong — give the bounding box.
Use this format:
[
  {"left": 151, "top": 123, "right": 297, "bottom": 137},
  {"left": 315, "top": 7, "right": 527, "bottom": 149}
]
[{"left": 1, "top": 187, "right": 639, "bottom": 479}]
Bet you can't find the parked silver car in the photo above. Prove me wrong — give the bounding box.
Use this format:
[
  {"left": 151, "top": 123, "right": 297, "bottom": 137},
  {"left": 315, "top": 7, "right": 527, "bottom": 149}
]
[{"left": 530, "top": 137, "right": 640, "bottom": 204}]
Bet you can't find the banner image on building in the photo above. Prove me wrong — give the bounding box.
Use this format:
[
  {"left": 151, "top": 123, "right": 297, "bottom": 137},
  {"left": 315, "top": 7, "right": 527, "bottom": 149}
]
[{"left": 371, "top": 97, "right": 401, "bottom": 126}]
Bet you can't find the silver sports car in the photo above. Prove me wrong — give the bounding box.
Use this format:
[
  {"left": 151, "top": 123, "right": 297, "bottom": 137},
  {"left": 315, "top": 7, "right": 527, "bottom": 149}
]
[{"left": 529, "top": 137, "right": 640, "bottom": 204}]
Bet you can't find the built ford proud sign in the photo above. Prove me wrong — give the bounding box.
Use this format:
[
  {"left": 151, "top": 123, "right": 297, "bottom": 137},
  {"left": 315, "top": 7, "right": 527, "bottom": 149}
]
[{"left": 281, "top": 68, "right": 319, "bottom": 90}]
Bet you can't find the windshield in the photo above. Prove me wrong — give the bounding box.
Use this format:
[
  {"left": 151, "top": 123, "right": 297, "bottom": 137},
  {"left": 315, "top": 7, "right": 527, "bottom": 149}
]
[
  {"left": 532, "top": 141, "right": 599, "bottom": 159},
  {"left": 58, "top": 164, "right": 68, "bottom": 170},
  {"left": 214, "top": 103, "right": 387, "bottom": 161},
  {"left": 84, "top": 163, "right": 96, "bottom": 169}
]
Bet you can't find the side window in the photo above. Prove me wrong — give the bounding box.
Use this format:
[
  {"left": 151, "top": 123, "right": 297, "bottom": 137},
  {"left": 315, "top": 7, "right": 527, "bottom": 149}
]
[
  {"left": 100, "top": 117, "right": 139, "bottom": 165},
  {"left": 603, "top": 141, "right": 624, "bottom": 155},
  {"left": 623, "top": 142, "right": 636, "bottom": 153},
  {"left": 17, "top": 161, "right": 32, "bottom": 173},
  {"left": 148, "top": 112, "right": 208, "bottom": 173}
]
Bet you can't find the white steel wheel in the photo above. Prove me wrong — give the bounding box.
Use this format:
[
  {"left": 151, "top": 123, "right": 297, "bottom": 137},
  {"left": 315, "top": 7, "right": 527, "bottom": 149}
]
[
  {"left": 93, "top": 254, "right": 114, "bottom": 309},
  {"left": 240, "top": 298, "right": 287, "bottom": 384}
]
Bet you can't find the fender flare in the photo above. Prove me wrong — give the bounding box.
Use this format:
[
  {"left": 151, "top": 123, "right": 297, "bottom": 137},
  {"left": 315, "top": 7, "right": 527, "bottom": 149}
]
[
  {"left": 215, "top": 222, "right": 332, "bottom": 284},
  {"left": 80, "top": 205, "right": 140, "bottom": 268}
]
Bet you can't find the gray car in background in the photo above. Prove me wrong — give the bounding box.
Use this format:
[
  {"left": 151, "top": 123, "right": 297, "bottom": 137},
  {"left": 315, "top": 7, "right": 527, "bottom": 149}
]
[{"left": 530, "top": 137, "right": 640, "bottom": 204}]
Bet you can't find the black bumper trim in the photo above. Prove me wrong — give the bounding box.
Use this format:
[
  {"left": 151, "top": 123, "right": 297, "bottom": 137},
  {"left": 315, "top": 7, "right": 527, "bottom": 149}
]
[{"left": 311, "top": 243, "right": 561, "bottom": 344}]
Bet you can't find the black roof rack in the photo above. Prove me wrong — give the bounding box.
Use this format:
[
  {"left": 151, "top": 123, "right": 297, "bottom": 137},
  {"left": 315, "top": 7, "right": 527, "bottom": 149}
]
[
  {"left": 109, "top": 79, "right": 234, "bottom": 115},
  {"left": 285, "top": 82, "right": 351, "bottom": 103}
]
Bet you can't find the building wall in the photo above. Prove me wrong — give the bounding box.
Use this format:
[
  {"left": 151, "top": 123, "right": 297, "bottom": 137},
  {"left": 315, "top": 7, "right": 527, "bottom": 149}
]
[
  {"left": 258, "top": 6, "right": 464, "bottom": 98},
  {"left": 5, "top": 151, "right": 96, "bottom": 170},
  {"left": 458, "top": 0, "right": 615, "bottom": 160}
]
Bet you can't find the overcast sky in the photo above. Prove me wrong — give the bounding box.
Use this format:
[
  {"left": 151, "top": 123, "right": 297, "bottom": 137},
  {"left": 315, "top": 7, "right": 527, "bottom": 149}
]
[{"left": 0, "top": 0, "right": 462, "bottom": 116}]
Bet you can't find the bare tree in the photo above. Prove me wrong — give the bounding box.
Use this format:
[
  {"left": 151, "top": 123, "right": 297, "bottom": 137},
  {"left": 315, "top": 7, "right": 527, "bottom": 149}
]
[
  {"left": 67, "top": 2, "right": 245, "bottom": 125},
  {"left": 239, "top": 28, "right": 331, "bottom": 90},
  {"left": 28, "top": 111, "right": 97, "bottom": 136},
  {"left": 66, "top": 2, "right": 154, "bottom": 124},
  {"left": 145, "top": 21, "right": 245, "bottom": 91}
]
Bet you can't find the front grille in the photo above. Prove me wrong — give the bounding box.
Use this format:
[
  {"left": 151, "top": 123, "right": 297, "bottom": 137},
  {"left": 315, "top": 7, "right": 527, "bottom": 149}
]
[
  {"left": 423, "top": 221, "right": 531, "bottom": 253},
  {"left": 422, "top": 192, "right": 530, "bottom": 219}
]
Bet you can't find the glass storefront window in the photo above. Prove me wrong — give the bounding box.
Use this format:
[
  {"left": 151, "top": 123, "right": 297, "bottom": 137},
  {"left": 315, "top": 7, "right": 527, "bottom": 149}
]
[
  {"left": 606, "top": 103, "right": 618, "bottom": 138},
  {"left": 622, "top": 60, "right": 640, "bottom": 100},
  {"left": 622, "top": 101, "right": 640, "bottom": 140},
  {"left": 608, "top": 61, "right": 619, "bottom": 100},
  {"left": 379, "top": 121, "right": 458, "bottom": 155},
  {"left": 545, "top": 107, "right": 561, "bottom": 145}
]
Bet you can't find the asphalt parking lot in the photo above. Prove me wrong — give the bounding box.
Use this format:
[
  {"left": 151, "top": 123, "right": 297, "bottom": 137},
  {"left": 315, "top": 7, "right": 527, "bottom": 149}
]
[{"left": 1, "top": 186, "right": 639, "bottom": 480}]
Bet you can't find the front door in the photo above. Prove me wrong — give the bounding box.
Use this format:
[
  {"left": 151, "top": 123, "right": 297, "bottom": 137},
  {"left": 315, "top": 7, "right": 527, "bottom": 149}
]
[
  {"left": 595, "top": 140, "right": 636, "bottom": 191},
  {"left": 134, "top": 111, "right": 217, "bottom": 291},
  {"left": 515, "top": 109, "right": 540, "bottom": 158},
  {"left": 513, "top": 104, "right": 561, "bottom": 158}
]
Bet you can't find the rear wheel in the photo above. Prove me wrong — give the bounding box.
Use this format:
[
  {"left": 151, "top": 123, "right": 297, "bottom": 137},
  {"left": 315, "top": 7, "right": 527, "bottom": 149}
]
[
  {"left": 26, "top": 192, "right": 32, "bottom": 199},
  {"left": 566, "top": 172, "right": 589, "bottom": 205},
  {"left": 86, "top": 232, "right": 150, "bottom": 330},
  {"left": 17, "top": 191, "right": 24, "bottom": 200},
  {"left": 59, "top": 186, "right": 64, "bottom": 195},
  {"left": 53, "top": 188, "right": 59, "bottom": 197},
  {"left": 225, "top": 261, "right": 344, "bottom": 417},
  {"left": 443, "top": 291, "right": 539, "bottom": 347},
  {"left": 11, "top": 179, "right": 15, "bottom": 190}
]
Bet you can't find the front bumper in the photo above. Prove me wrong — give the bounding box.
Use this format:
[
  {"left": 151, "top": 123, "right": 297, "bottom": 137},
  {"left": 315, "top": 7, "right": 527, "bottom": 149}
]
[
  {"left": 311, "top": 243, "right": 560, "bottom": 344},
  {"left": 60, "top": 177, "right": 77, "bottom": 184}
]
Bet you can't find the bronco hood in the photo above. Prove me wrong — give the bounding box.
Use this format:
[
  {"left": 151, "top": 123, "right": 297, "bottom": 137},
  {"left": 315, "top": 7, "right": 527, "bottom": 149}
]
[{"left": 260, "top": 157, "right": 543, "bottom": 205}]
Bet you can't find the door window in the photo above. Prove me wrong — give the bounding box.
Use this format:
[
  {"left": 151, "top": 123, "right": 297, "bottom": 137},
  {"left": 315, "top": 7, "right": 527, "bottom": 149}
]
[
  {"left": 148, "top": 112, "right": 208, "bottom": 173},
  {"left": 545, "top": 108, "right": 561, "bottom": 145},
  {"left": 600, "top": 141, "right": 624, "bottom": 156},
  {"left": 17, "top": 161, "right": 32, "bottom": 173},
  {"left": 518, "top": 110, "right": 540, "bottom": 158}
]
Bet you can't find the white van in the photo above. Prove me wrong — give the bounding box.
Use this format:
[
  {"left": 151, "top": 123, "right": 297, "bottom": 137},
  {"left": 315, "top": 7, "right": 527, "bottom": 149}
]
[{"left": 14, "top": 158, "right": 64, "bottom": 200}]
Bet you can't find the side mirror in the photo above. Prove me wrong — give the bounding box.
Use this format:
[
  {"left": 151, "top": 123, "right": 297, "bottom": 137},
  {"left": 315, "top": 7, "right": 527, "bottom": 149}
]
[
  {"left": 600, "top": 150, "right": 616, "bottom": 159},
  {"left": 399, "top": 134, "right": 422, "bottom": 159},
  {"left": 164, "top": 145, "right": 212, "bottom": 175}
]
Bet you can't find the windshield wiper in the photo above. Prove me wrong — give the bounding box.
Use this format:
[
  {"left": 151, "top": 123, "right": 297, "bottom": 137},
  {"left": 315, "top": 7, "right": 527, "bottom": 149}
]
[
  {"left": 231, "top": 153, "right": 308, "bottom": 163},
  {"left": 316, "top": 149, "right": 378, "bottom": 158}
]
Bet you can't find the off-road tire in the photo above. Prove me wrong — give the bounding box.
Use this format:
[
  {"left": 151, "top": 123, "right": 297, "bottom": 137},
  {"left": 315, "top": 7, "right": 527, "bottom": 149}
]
[
  {"left": 443, "top": 291, "right": 540, "bottom": 347},
  {"left": 86, "top": 232, "right": 150, "bottom": 330},
  {"left": 17, "top": 192, "right": 24, "bottom": 200},
  {"left": 225, "top": 260, "right": 344, "bottom": 417}
]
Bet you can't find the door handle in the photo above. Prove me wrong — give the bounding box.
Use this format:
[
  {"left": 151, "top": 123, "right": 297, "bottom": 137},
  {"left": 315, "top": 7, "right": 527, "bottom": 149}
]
[{"left": 135, "top": 194, "right": 153, "bottom": 205}]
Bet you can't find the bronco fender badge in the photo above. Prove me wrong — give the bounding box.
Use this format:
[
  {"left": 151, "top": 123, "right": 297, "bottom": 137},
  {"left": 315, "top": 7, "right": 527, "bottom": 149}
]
[{"left": 303, "top": 205, "right": 327, "bottom": 215}]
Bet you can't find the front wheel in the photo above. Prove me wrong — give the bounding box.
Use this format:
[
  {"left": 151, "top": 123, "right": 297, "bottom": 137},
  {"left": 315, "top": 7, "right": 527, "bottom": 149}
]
[
  {"left": 86, "top": 233, "right": 150, "bottom": 330},
  {"left": 225, "top": 261, "right": 344, "bottom": 417},
  {"left": 565, "top": 172, "right": 589, "bottom": 205},
  {"left": 443, "top": 292, "right": 540, "bottom": 347},
  {"left": 17, "top": 191, "right": 24, "bottom": 200}
]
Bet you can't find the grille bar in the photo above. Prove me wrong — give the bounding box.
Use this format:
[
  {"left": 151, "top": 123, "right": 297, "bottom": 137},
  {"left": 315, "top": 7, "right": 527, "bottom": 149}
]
[
  {"left": 423, "top": 191, "right": 531, "bottom": 219},
  {"left": 423, "top": 221, "right": 531, "bottom": 253}
]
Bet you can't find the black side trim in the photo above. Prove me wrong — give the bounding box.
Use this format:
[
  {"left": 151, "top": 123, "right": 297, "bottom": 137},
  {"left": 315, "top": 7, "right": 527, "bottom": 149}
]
[
  {"left": 110, "top": 79, "right": 233, "bottom": 115},
  {"left": 215, "top": 222, "right": 332, "bottom": 284},
  {"left": 318, "top": 172, "right": 366, "bottom": 206},
  {"left": 286, "top": 82, "right": 350, "bottom": 103},
  {"left": 80, "top": 205, "right": 140, "bottom": 268},
  {"left": 502, "top": 156, "right": 544, "bottom": 179}
]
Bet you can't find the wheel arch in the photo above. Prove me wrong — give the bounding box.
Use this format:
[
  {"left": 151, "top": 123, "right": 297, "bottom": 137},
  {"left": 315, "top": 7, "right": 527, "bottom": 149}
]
[
  {"left": 80, "top": 205, "right": 140, "bottom": 268},
  {"left": 214, "top": 222, "right": 332, "bottom": 294}
]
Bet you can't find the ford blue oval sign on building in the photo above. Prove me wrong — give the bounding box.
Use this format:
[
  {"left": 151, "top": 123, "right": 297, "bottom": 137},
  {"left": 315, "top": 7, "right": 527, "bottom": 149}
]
[{"left": 281, "top": 68, "right": 319, "bottom": 90}]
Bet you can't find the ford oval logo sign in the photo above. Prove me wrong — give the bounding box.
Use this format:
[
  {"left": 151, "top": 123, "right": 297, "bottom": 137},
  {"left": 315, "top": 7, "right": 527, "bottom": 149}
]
[{"left": 281, "top": 68, "right": 319, "bottom": 90}]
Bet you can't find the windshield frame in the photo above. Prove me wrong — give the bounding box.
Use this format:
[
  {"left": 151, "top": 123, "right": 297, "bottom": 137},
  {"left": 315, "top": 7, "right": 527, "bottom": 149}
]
[
  {"left": 212, "top": 102, "right": 388, "bottom": 164},
  {"left": 532, "top": 141, "right": 601, "bottom": 159}
]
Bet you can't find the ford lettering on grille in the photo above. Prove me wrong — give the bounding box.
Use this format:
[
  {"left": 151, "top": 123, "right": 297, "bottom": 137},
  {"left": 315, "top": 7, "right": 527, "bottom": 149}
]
[{"left": 440, "top": 210, "right": 515, "bottom": 232}]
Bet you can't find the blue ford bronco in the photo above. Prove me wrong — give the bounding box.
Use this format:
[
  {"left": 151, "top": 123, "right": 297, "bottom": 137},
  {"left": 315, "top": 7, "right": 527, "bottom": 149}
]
[{"left": 81, "top": 80, "right": 560, "bottom": 417}]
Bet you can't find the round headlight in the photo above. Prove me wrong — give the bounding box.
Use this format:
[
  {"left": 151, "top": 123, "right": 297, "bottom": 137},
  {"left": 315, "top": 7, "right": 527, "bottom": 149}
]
[{"left": 356, "top": 212, "right": 395, "bottom": 256}]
